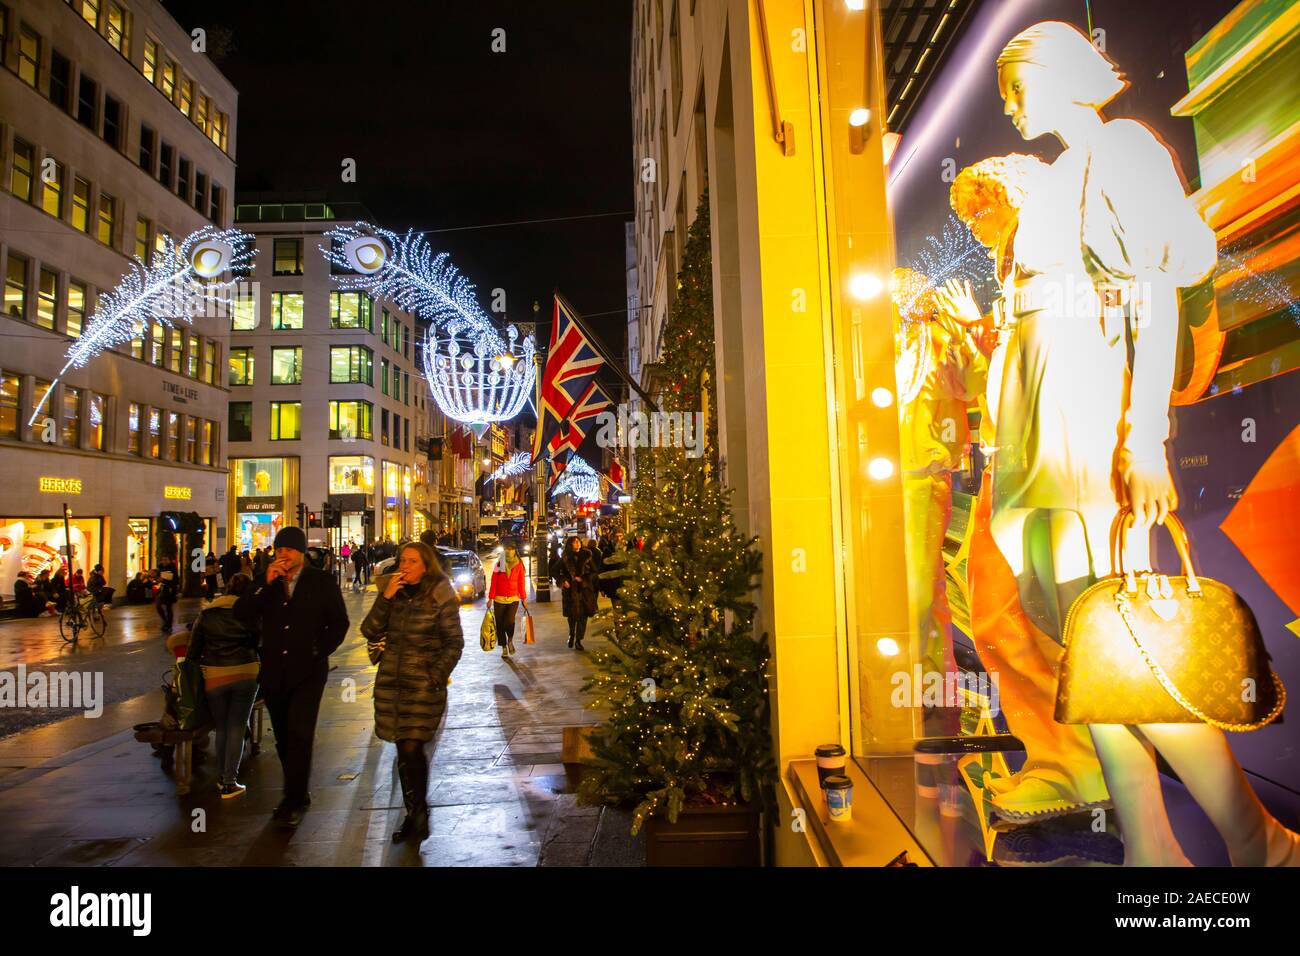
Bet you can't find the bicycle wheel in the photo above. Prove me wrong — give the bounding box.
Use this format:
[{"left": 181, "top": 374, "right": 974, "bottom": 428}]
[
  {"left": 59, "top": 608, "right": 82, "bottom": 643},
  {"left": 89, "top": 602, "right": 107, "bottom": 637}
]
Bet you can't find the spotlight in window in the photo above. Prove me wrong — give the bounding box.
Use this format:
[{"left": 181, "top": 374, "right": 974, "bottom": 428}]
[
  {"left": 871, "top": 387, "right": 894, "bottom": 408},
  {"left": 867, "top": 457, "right": 894, "bottom": 480},
  {"left": 876, "top": 637, "right": 900, "bottom": 657},
  {"left": 848, "top": 108, "right": 871, "bottom": 127},
  {"left": 845, "top": 0, "right": 866, "bottom": 10},
  {"left": 850, "top": 273, "right": 883, "bottom": 300},
  {"left": 848, "top": 107, "right": 871, "bottom": 153}
]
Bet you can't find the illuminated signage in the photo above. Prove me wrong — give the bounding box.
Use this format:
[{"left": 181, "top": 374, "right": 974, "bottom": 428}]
[
  {"left": 39, "top": 477, "right": 82, "bottom": 494},
  {"left": 164, "top": 485, "right": 193, "bottom": 500}
]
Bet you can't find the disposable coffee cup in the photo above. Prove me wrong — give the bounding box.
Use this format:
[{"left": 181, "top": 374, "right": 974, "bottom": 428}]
[
  {"left": 815, "top": 743, "right": 847, "bottom": 785},
  {"left": 824, "top": 774, "right": 853, "bottom": 822}
]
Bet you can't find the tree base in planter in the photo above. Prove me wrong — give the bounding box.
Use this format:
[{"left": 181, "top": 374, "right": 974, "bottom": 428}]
[{"left": 644, "top": 803, "right": 762, "bottom": 867}]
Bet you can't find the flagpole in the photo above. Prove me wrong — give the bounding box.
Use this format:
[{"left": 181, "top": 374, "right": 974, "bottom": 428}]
[
  {"left": 554, "top": 291, "right": 658, "bottom": 413},
  {"left": 530, "top": 300, "right": 551, "bottom": 603}
]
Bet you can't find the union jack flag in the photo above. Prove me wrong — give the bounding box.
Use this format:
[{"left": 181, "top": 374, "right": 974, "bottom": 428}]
[
  {"left": 545, "top": 380, "right": 613, "bottom": 461},
  {"left": 532, "top": 296, "right": 603, "bottom": 464}
]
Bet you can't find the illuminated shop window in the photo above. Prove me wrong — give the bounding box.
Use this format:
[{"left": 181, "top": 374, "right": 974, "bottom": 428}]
[
  {"left": 270, "top": 347, "right": 302, "bottom": 385},
  {"left": 269, "top": 401, "right": 301, "bottom": 441},
  {"left": 329, "top": 455, "right": 375, "bottom": 494},
  {"left": 271, "top": 292, "right": 303, "bottom": 329}
]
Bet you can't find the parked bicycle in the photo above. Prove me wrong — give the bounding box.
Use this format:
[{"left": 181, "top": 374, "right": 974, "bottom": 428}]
[{"left": 59, "top": 591, "right": 107, "bottom": 643}]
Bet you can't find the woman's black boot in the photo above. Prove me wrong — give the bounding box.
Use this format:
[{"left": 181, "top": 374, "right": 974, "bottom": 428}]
[{"left": 392, "top": 759, "right": 429, "bottom": 843}]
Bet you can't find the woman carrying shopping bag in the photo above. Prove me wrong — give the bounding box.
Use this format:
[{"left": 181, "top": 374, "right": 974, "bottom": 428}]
[
  {"left": 360, "top": 542, "right": 464, "bottom": 844},
  {"left": 489, "top": 538, "right": 529, "bottom": 659}
]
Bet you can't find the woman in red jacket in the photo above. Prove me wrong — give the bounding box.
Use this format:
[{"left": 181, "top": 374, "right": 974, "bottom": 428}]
[{"left": 488, "top": 538, "right": 529, "bottom": 659}]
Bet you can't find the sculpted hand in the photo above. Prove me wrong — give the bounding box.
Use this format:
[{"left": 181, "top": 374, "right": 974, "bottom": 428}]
[
  {"left": 1121, "top": 454, "right": 1178, "bottom": 529},
  {"left": 933, "top": 279, "right": 983, "bottom": 328}
]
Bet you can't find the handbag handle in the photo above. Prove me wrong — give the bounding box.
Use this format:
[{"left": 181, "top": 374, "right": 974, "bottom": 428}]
[{"left": 1108, "top": 508, "right": 1200, "bottom": 592}]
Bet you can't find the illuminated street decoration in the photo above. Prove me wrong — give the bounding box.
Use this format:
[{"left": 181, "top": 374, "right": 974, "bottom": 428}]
[
  {"left": 551, "top": 455, "right": 600, "bottom": 503},
  {"left": 321, "top": 223, "right": 535, "bottom": 427},
  {"left": 27, "top": 227, "right": 254, "bottom": 426},
  {"left": 487, "top": 451, "right": 532, "bottom": 484}
]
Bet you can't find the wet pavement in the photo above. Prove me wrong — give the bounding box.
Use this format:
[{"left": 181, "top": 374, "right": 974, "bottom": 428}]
[{"left": 0, "top": 580, "right": 642, "bottom": 866}]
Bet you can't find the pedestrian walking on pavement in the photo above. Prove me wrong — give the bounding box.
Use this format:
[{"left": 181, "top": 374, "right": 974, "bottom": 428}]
[
  {"left": 233, "top": 527, "right": 349, "bottom": 829},
  {"left": 360, "top": 542, "right": 464, "bottom": 843},
  {"left": 489, "top": 538, "right": 528, "bottom": 659},
  {"left": 203, "top": 551, "right": 219, "bottom": 600},
  {"left": 156, "top": 555, "right": 179, "bottom": 632},
  {"left": 554, "top": 536, "right": 597, "bottom": 650},
  {"left": 189, "top": 573, "right": 260, "bottom": 798},
  {"left": 351, "top": 541, "right": 367, "bottom": 590}
]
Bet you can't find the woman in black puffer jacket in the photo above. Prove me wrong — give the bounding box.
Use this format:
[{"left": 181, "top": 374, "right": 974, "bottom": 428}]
[
  {"left": 361, "top": 542, "right": 464, "bottom": 843},
  {"left": 553, "top": 536, "right": 598, "bottom": 650}
]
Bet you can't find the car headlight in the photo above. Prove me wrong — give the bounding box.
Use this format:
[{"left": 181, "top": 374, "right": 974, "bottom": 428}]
[{"left": 455, "top": 573, "right": 470, "bottom": 584}]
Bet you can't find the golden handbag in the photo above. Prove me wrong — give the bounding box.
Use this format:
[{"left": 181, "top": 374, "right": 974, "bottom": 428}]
[{"left": 1056, "top": 510, "right": 1285, "bottom": 730}]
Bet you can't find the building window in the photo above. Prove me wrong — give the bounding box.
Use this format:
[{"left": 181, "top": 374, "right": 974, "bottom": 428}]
[
  {"left": 329, "top": 400, "right": 372, "bottom": 441},
  {"left": 330, "top": 345, "right": 373, "bottom": 385},
  {"left": 392, "top": 363, "right": 400, "bottom": 397},
  {"left": 381, "top": 309, "right": 390, "bottom": 345},
  {"left": 62, "top": 386, "right": 81, "bottom": 447},
  {"left": 127, "top": 401, "right": 141, "bottom": 453},
  {"left": 203, "top": 340, "right": 216, "bottom": 384},
  {"left": 66, "top": 281, "right": 86, "bottom": 338},
  {"left": 380, "top": 407, "right": 389, "bottom": 446},
  {"left": 166, "top": 410, "right": 180, "bottom": 460},
  {"left": 96, "top": 192, "right": 116, "bottom": 246},
  {"left": 36, "top": 268, "right": 57, "bottom": 330},
  {"left": 77, "top": 73, "right": 98, "bottom": 130},
  {"left": 80, "top": 0, "right": 101, "bottom": 30},
  {"left": 49, "top": 51, "right": 72, "bottom": 111},
  {"left": 42, "top": 160, "right": 64, "bottom": 218},
  {"left": 273, "top": 239, "right": 304, "bottom": 276},
  {"left": 271, "top": 292, "right": 304, "bottom": 330},
  {"left": 184, "top": 415, "right": 196, "bottom": 463},
  {"left": 10, "top": 139, "right": 33, "bottom": 203},
  {"left": 33, "top": 378, "right": 53, "bottom": 427},
  {"left": 143, "top": 37, "right": 157, "bottom": 84},
  {"left": 138, "top": 125, "right": 156, "bottom": 172},
  {"left": 403, "top": 324, "right": 410, "bottom": 358},
  {"left": 148, "top": 406, "right": 160, "bottom": 456},
  {"left": 0, "top": 371, "right": 18, "bottom": 440},
  {"left": 208, "top": 184, "right": 222, "bottom": 225},
  {"left": 154, "top": 227, "right": 170, "bottom": 259},
  {"left": 179, "top": 76, "right": 193, "bottom": 117},
  {"left": 211, "top": 111, "right": 228, "bottom": 151},
  {"left": 160, "top": 57, "right": 176, "bottom": 100},
  {"left": 231, "top": 292, "right": 257, "bottom": 330},
  {"left": 4, "top": 254, "right": 27, "bottom": 320},
  {"left": 130, "top": 331, "right": 143, "bottom": 360},
  {"left": 103, "top": 95, "right": 124, "bottom": 150},
  {"left": 187, "top": 333, "right": 199, "bottom": 377},
  {"left": 269, "top": 401, "right": 301, "bottom": 440},
  {"left": 330, "top": 292, "right": 373, "bottom": 330},
  {"left": 87, "top": 392, "right": 104, "bottom": 450},
  {"left": 134, "top": 217, "right": 150, "bottom": 262},
  {"left": 150, "top": 321, "right": 164, "bottom": 366},
  {"left": 159, "top": 142, "right": 174, "bottom": 188},
  {"left": 403, "top": 370, "right": 410, "bottom": 405},
  {"left": 270, "top": 346, "right": 302, "bottom": 385},
  {"left": 193, "top": 170, "right": 207, "bottom": 212},
  {"left": 71, "top": 178, "right": 91, "bottom": 232},
  {"left": 405, "top": 417, "right": 410, "bottom": 452},
  {"left": 194, "top": 94, "right": 208, "bottom": 134},
  {"left": 177, "top": 157, "right": 190, "bottom": 201},
  {"left": 106, "top": 2, "right": 128, "bottom": 55},
  {"left": 228, "top": 347, "right": 254, "bottom": 385},
  {"left": 228, "top": 402, "right": 251, "bottom": 442},
  {"left": 329, "top": 455, "right": 374, "bottom": 494},
  {"left": 200, "top": 419, "right": 212, "bottom": 465},
  {"left": 380, "top": 358, "right": 389, "bottom": 396},
  {"left": 17, "top": 26, "right": 39, "bottom": 88},
  {"left": 167, "top": 328, "right": 182, "bottom": 372}
]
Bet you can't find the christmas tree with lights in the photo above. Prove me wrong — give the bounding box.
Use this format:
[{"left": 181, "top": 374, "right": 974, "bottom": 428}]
[{"left": 581, "top": 193, "right": 774, "bottom": 833}]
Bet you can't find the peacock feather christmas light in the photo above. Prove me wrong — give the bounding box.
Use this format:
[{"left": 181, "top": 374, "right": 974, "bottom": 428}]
[
  {"left": 486, "top": 451, "right": 532, "bottom": 484},
  {"left": 28, "top": 227, "right": 254, "bottom": 426},
  {"left": 321, "top": 223, "right": 535, "bottom": 429},
  {"left": 551, "top": 454, "right": 601, "bottom": 503}
]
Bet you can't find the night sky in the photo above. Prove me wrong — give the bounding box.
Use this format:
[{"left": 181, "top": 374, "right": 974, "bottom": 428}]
[{"left": 161, "top": 0, "right": 634, "bottom": 357}]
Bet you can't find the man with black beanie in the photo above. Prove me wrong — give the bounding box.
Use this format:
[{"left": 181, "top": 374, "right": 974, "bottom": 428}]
[{"left": 234, "top": 525, "right": 349, "bottom": 828}]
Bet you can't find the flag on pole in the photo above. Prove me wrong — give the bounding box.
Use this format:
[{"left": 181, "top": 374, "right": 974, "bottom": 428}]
[
  {"left": 532, "top": 296, "right": 603, "bottom": 464},
  {"left": 545, "top": 380, "right": 613, "bottom": 461},
  {"left": 608, "top": 458, "right": 625, "bottom": 491}
]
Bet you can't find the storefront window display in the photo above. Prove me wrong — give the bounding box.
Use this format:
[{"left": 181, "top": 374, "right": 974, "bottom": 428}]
[
  {"left": 823, "top": 1, "right": 1300, "bottom": 867},
  {"left": 329, "top": 455, "right": 374, "bottom": 494},
  {"left": 233, "top": 457, "right": 286, "bottom": 552},
  {"left": 0, "top": 517, "right": 102, "bottom": 598},
  {"left": 382, "top": 461, "right": 402, "bottom": 542},
  {"left": 126, "top": 517, "right": 151, "bottom": 581}
]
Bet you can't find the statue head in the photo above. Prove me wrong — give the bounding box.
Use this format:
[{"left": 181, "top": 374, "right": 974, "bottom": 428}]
[{"left": 996, "top": 21, "right": 1124, "bottom": 141}]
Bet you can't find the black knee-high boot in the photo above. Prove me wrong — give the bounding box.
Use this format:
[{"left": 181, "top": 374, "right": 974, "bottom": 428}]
[{"left": 393, "top": 747, "right": 429, "bottom": 843}]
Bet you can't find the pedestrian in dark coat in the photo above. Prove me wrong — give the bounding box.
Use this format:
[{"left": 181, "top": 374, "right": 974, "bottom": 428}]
[
  {"left": 155, "top": 556, "right": 179, "bottom": 632},
  {"left": 360, "top": 542, "right": 464, "bottom": 843},
  {"left": 233, "top": 526, "right": 349, "bottom": 829},
  {"left": 553, "top": 536, "right": 597, "bottom": 650}
]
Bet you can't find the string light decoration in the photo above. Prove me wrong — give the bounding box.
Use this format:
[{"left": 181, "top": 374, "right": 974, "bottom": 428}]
[
  {"left": 486, "top": 450, "right": 531, "bottom": 484},
  {"left": 321, "top": 223, "right": 535, "bottom": 427},
  {"left": 550, "top": 454, "right": 601, "bottom": 503},
  {"left": 27, "top": 227, "right": 254, "bottom": 426}
]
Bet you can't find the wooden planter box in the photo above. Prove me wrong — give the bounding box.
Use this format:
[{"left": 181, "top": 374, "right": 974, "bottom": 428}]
[{"left": 644, "top": 803, "right": 762, "bottom": 867}]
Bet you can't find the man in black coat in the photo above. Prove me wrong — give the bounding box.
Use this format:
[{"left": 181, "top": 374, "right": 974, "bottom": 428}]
[{"left": 233, "top": 526, "right": 349, "bottom": 828}]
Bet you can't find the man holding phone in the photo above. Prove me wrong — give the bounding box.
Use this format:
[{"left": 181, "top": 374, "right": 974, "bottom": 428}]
[{"left": 234, "top": 526, "right": 349, "bottom": 828}]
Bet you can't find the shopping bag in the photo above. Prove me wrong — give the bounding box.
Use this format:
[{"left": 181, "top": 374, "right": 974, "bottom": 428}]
[
  {"left": 480, "top": 609, "right": 497, "bottom": 652},
  {"left": 173, "top": 657, "right": 210, "bottom": 730},
  {"left": 523, "top": 610, "right": 536, "bottom": 645}
]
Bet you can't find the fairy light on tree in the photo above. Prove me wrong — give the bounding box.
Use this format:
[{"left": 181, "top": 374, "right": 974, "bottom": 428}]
[
  {"left": 27, "top": 227, "right": 254, "bottom": 426},
  {"left": 321, "top": 223, "right": 535, "bottom": 428}
]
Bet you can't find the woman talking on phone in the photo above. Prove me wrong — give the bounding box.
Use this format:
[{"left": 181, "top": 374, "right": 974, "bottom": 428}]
[{"left": 361, "top": 542, "right": 465, "bottom": 843}]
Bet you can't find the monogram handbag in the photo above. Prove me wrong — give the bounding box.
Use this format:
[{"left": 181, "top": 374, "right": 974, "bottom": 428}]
[{"left": 1056, "top": 510, "right": 1285, "bottom": 730}]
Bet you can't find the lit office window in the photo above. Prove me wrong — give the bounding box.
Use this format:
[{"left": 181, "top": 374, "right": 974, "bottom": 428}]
[
  {"left": 0, "top": 371, "right": 18, "bottom": 440},
  {"left": 4, "top": 255, "right": 28, "bottom": 320},
  {"left": 231, "top": 293, "right": 257, "bottom": 330},
  {"left": 228, "top": 347, "right": 254, "bottom": 386},
  {"left": 187, "top": 334, "right": 199, "bottom": 377},
  {"left": 329, "top": 400, "right": 372, "bottom": 441},
  {"left": 62, "top": 386, "right": 81, "bottom": 447},
  {"left": 42, "top": 160, "right": 64, "bottom": 218},
  {"left": 66, "top": 281, "right": 86, "bottom": 338},
  {"left": 128, "top": 402, "right": 141, "bottom": 454},
  {"left": 36, "top": 269, "right": 57, "bottom": 330},
  {"left": 148, "top": 407, "right": 161, "bottom": 456},
  {"left": 330, "top": 345, "right": 373, "bottom": 384},
  {"left": 10, "top": 140, "right": 34, "bottom": 203},
  {"left": 179, "top": 77, "right": 193, "bottom": 117},
  {"left": 273, "top": 239, "right": 304, "bottom": 276},
  {"left": 380, "top": 358, "right": 389, "bottom": 395},
  {"left": 200, "top": 419, "right": 213, "bottom": 465},
  {"left": 203, "top": 341, "right": 216, "bottom": 384},
  {"left": 330, "top": 292, "right": 373, "bottom": 330},
  {"left": 87, "top": 392, "right": 104, "bottom": 450},
  {"left": 17, "top": 27, "right": 39, "bottom": 88},
  {"left": 166, "top": 411, "right": 180, "bottom": 460},
  {"left": 143, "top": 37, "right": 158, "bottom": 83},
  {"left": 271, "top": 347, "right": 303, "bottom": 385},
  {"left": 160, "top": 58, "right": 176, "bottom": 100},
  {"left": 150, "top": 321, "right": 164, "bottom": 366},
  {"left": 80, "top": 0, "right": 101, "bottom": 30},
  {"left": 271, "top": 292, "right": 304, "bottom": 329},
  {"left": 184, "top": 416, "right": 196, "bottom": 463},
  {"left": 167, "top": 328, "right": 181, "bottom": 372},
  {"left": 106, "top": 3, "right": 128, "bottom": 55},
  {"left": 135, "top": 217, "right": 151, "bottom": 262},
  {"left": 269, "top": 401, "right": 302, "bottom": 440},
  {"left": 96, "top": 192, "right": 116, "bottom": 246}
]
